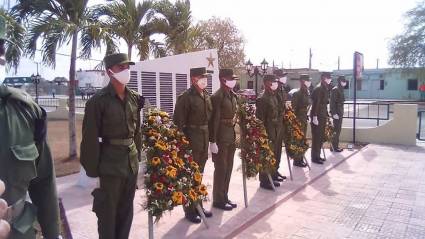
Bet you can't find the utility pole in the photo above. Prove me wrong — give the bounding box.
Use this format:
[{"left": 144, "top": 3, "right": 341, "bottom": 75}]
[
  {"left": 308, "top": 48, "right": 312, "bottom": 70},
  {"left": 338, "top": 56, "right": 340, "bottom": 70},
  {"left": 376, "top": 58, "right": 379, "bottom": 69}
]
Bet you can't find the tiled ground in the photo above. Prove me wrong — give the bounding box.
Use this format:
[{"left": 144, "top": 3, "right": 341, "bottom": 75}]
[
  {"left": 235, "top": 143, "right": 425, "bottom": 239},
  {"left": 56, "top": 142, "right": 425, "bottom": 238}
]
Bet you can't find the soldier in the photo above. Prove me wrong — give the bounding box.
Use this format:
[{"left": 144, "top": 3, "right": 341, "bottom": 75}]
[
  {"left": 330, "top": 75, "right": 347, "bottom": 152},
  {"left": 0, "top": 16, "right": 61, "bottom": 238},
  {"left": 210, "top": 69, "right": 239, "bottom": 211},
  {"left": 80, "top": 53, "right": 144, "bottom": 239},
  {"left": 256, "top": 74, "right": 283, "bottom": 190},
  {"left": 310, "top": 72, "right": 332, "bottom": 164},
  {"left": 173, "top": 67, "right": 213, "bottom": 223},
  {"left": 291, "top": 74, "right": 312, "bottom": 167},
  {"left": 274, "top": 69, "right": 289, "bottom": 180}
]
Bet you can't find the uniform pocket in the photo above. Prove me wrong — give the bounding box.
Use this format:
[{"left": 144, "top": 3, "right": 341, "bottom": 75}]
[
  {"left": 10, "top": 143, "right": 39, "bottom": 184},
  {"left": 91, "top": 188, "right": 107, "bottom": 215}
]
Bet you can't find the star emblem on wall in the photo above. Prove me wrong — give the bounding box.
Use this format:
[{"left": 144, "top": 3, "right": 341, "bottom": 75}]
[{"left": 206, "top": 53, "right": 215, "bottom": 67}]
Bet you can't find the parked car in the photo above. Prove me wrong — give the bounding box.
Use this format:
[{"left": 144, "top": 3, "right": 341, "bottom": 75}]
[{"left": 237, "top": 89, "right": 256, "bottom": 103}]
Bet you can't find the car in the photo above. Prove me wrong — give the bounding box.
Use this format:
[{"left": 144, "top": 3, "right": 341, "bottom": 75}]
[{"left": 237, "top": 89, "right": 256, "bottom": 103}]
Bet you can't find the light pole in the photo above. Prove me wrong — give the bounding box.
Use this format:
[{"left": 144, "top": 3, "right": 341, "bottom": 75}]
[
  {"left": 31, "top": 73, "right": 41, "bottom": 103},
  {"left": 245, "top": 58, "right": 268, "bottom": 96}
]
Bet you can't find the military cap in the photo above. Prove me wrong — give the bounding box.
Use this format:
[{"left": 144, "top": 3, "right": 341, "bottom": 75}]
[
  {"left": 263, "top": 74, "right": 277, "bottom": 82},
  {"left": 321, "top": 72, "right": 332, "bottom": 78},
  {"left": 273, "top": 69, "right": 288, "bottom": 78},
  {"left": 219, "top": 68, "right": 239, "bottom": 80},
  {"left": 190, "top": 67, "right": 210, "bottom": 77},
  {"left": 337, "top": 75, "right": 347, "bottom": 81},
  {"left": 299, "top": 74, "right": 311, "bottom": 81},
  {"left": 103, "top": 53, "right": 135, "bottom": 69}
]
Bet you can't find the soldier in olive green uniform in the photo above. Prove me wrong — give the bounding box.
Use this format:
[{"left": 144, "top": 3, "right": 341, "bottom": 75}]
[
  {"left": 256, "top": 74, "right": 283, "bottom": 190},
  {"left": 80, "top": 53, "right": 143, "bottom": 239},
  {"left": 273, "top": 69, "right": 288, "bottom": 181},
  {"left": 330, "top": 75, "right": 347, "bottom": 152},
  {"left": 310, "top": 72, "right": 332, "bottom": 164},
  {"left": 291, "top": 74, "right": 312, "bottom": 167},
  {"left": 0, "top": 16, "right": 61, "bottom": 239},
  {"left": 173, "top": 67, "right": 213, "bottom": 223},
  {"left": 210, "top": 69, "right": 239, "bottom": 211}
]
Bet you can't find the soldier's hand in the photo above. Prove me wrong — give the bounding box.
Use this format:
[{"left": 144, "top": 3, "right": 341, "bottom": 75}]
[
  {"left": 209, "top": 142, "right": 219, "bottom": 154},
  {"left": 332, "top": 114, "right": 339, "bottom": 120},
  {"left": 312, "top": 116, "right": 319, "bottom": 126},
  {"left": 0, "top": 180, "right": 10, "bottom": 239},
  {"left": 285, "top": 101, "right": 292, "bottom": 109}
]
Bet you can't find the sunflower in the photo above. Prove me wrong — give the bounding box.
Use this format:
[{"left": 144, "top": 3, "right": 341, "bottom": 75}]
[
  {"left": 175, "top": 157, "right": 185, "bottom": 168},
  {"left": 198, "top": 185, "right": 208, "bottom": 196},
  {"left": 188, "top": 189, "right": 198, "bottom": 201},
  {"left": 270, "top": 158, "right": 276, "bottom": 166},
  {"left": 155, "top": 140, "right": 168, "bottom": 151},
  {"left": 159, "top": 111, "right": 169, "bottom": 117},
  {"left": 165, "top": 166, "right": 177, "bottom": 178},
  {"left": 190, "top": 161, "right": 199, "bottom": 170},
  {"left": 193, "top": 172, "right": 202, "bottom": 183},
  {"left": 154, "top": 182, "right": 164, "bottom": 191},
  {"left": 172, "top": 191, "right": 184, "bottom": 205},
  {"left": 171, "top": 150, "right": 178, "bottom": 159},
  {"left": 151, "top": 157, "right": 161, "bottom": 166},
  {"left": 181, "top": 137, "right": 190, "bottom": 145}
]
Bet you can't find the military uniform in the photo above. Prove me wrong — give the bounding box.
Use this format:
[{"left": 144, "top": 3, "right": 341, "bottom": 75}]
[
  {"left": 0, "top": 85, "right": 60, "bottom": 239},
  {"left": 291, "top": 75, "right": 312, "bottom": 165},
  {"left": 274, "top": 70, "right": 288, "bottom": 180},
  {"left": 80, "top": 53, "right": 142, "bottom": 239},
  {"left": 210, "top": 69, "right": 238, "bottom": 210},
  {"left": 173, "top": 67, "right": 212, "bottom": 221},
  {"left": 330, "top": 76, "right": 346, "bottom": 151},
  {"left": 256, "top": 75, "right": 283, "bottom": 189},
  {"left": 310, "top": 72, "right": 331, "bottom": 163}
]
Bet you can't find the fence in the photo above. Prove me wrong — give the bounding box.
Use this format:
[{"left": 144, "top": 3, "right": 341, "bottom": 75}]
[
  {"left": 37, "top": 98, "right": 60, "bottom": 108},
  {"left": 343, "top": 102, "right": 391, "bottom": 126}
]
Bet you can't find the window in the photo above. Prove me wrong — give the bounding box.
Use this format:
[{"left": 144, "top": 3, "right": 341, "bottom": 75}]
[
  {"left": 356, "top": 79, "right": 362, "bottom": 91},
  {"left": 247, "top": 81, "right": 254, "bottom": 89},
  {"left": 380, "top": 80, "right": 384, "bottom": 90},
  {"left": 408, "top": 79, "right": 418, "bottom": 91}
]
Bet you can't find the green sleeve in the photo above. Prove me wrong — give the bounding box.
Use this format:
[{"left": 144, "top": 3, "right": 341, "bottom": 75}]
[
  {"left": 255, "top": 97, "right": 266, "bottom": 122},
  {"left": 80, "top": 98, "right": 101, "bottom": 177},
  {"left": 209, "top": 93, "right": 222, "bottom": 143},
  {"left": 311, "top": 88, "right": 321, "bottom": 117},
  {"left": 173, "top": 94, "right": 189, "bottom": 130},
  {"left": 330, "top": 88, "right": 337, "bottom": 116},
  {"left": 291, "top": 92, "right": 299, "bottom": 113},
  {"left": 134, "top": 95, "right": 143, "bottom": 154}
]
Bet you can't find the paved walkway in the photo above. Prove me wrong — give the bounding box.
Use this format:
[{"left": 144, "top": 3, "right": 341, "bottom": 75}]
[{"left": 56, "top": 143, "right": 425, "bottom": 238}]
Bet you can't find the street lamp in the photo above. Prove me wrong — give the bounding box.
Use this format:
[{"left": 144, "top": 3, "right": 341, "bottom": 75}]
[
  {"left": 31, "top": 73, "right": 41, "bottom": 103},
  {"left": 245, "top": 58, "right": 268, "bottom": 96}
]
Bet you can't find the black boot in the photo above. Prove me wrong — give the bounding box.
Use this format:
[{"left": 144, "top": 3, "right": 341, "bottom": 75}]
[{"left": 185, "top": 213, "right": 201, "bottom": 223}]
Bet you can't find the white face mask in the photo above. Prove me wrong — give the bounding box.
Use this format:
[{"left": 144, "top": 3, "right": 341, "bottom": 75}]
[
  {"left": 110, "top": 69, "right": 130, "bottom": 85},
  {"left": 279, "top": 77, "right": 287, "bottom": 84},
  {"left": 270, "top": 82, "right": 278, "bottom": 91},
  {"left": 341, "top": 82, "right": 347, "bottom": 87},
  {"left": 197, "top": 77, "right": 208, "bottom": 89},
  {"left": 225, "top": 80, "right": 237, "bottom": 89},
  {"left": 304, "top": 81, "right": 312, "bottom": 88},
  {"left": 325, "top": 78, "right": 332, "bottom": 85}
]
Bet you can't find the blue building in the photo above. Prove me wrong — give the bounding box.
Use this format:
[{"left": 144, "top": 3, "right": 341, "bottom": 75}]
[{"left": 333, "top": 68, "right": 425, "bottom": 100}]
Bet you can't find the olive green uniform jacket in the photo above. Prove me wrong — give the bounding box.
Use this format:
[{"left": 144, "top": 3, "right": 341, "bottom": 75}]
[
  {"left": 0, "top": 85, "right": 60, "bottom": 239},
  {"left": 291, "top": 87, "right": 311, "bottom": 135},
  {"left": 310, "top": 83, "right": 329, "bottom": 159},
  {"left": 80, "top": 83, "right": 142, "bottom": 178},
  {"left": 330, "top": 85, "right": 345, "bottom": 148}
]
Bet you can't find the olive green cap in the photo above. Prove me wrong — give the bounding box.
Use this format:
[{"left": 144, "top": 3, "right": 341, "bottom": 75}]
[
  {"left": 299, "top": 74, "right": 311, "bottom": 81},
  {"left": 190, "top": 67, "right": 210, "bottom": 77},
  {"left": 273, "top": 69, "right": 288, "bottom": 77},
  {"left": 103, "top": 53, "right": 135, "bottom": 69},
  {"left": 219, "top": 68, "right": 239, "bottom": 80},
  {"left": 263, "top": 74, "right": 277, "bottom": 82},
  {"left": 321, "top": 72, "right": 332, "bottom": 78},
  {"left": 337, "top": 75, "right": 347, "bottom": 81}
]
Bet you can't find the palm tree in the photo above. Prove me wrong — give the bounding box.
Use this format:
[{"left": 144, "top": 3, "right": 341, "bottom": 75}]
[
  {"left": 154, "top": 0, "right": 193, "bottom": 55},
  {"left": 94, "top": 0, "right": 165, "bottom": 61},
  {"left": 12, "top": 0, "right": 116, "bottom": 160},
  {"left": 0, "top": 8, "right": 24, "bottom": 73}
]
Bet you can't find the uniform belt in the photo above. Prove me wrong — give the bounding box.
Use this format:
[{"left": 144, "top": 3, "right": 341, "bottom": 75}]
[
  {"left": 102, "top": 138, "right": 134, "bottom": 146},
  {"left": 186, "top": 124, "right": 208, "bottom": 130}
]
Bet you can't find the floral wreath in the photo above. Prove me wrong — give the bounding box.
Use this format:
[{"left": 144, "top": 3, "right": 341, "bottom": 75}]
[
  {"left": 238, "top": 102, "right": 276, "bottom": 179},
  {"left": 142, "top": 109, "right": 208, "bottom": 222},
  {"left": 283, "top": 107, "right": 309, "bottom": 159}
]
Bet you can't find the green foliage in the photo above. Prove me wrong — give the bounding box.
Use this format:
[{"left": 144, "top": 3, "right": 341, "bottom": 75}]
[
  {"left": 0, "top": 9, "right": 24, "bottom": 73},
  {"left": 389, "top": 1, "right": 425, "bottom": 67}
]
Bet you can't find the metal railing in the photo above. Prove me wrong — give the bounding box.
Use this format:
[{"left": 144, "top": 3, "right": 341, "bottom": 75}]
[
  {"left": 343, "top": 102, "right": 391, "bottom": 126},
  {"left": 37, "top": 98, "right": 60, "bottom": 108},
  {"left": 74, "top": 98, "right": 89, "bottom": 108},
  {"left": 418, "top": 111, "right": 425, "bottom": 141}
]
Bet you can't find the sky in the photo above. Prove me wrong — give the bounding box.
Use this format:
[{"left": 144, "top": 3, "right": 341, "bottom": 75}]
[{"left": 2, "top": 0, "right": 421, "bottom": 80}]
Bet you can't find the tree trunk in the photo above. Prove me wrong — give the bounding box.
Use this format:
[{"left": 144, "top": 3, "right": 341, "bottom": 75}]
[
  {"left": 68, "top": 30, "right": 78, "bottom": 160},
  {"left": 128, "top": 44, "right": 132, "bottom": 61}
]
